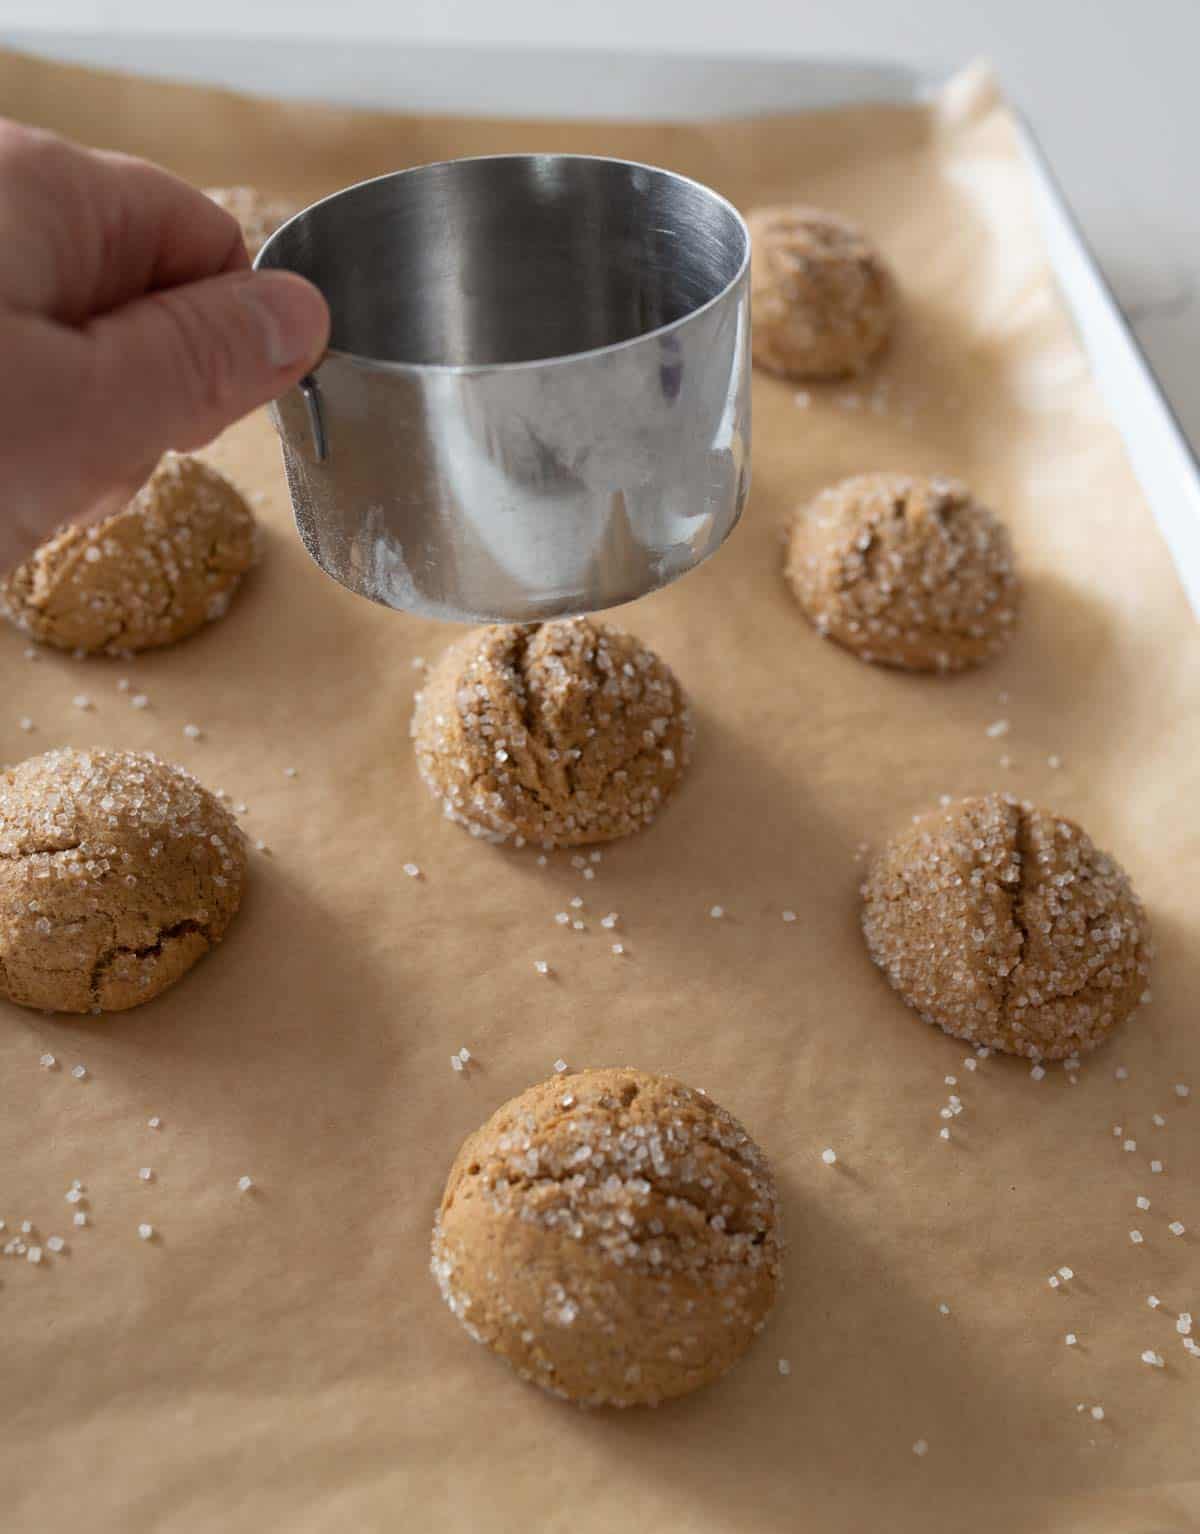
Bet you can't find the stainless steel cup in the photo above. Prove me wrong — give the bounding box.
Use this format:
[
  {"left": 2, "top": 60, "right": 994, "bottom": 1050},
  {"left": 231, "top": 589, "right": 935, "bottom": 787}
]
[{"left": 256, "top": 154, "right": 750, "bottom": 623}]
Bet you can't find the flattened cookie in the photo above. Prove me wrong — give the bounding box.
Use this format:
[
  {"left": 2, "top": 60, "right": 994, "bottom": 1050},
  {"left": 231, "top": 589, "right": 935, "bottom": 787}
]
[
  {"left": 432, "top": 1067, "right": 782, "bottom": 1406},
  {"left": 862, "top": 794, "right": 1152, "bottom": 1059},
  {"left": 0, "top": 748, "right": 245, "bottom": 1013},
  {"left": 412, "top": 618, "right": 691, "bottom": 847},
  {"left": 204, "top": 185, "right": 302, "bottom": 259},
  {"left": 785, "top": 472, "right": 1020, "bottom": 672},
  {"left": 748, "top": 205, "right": 893, "bottom": 379},
  {"left": 1, "top": 454, "right": 257, "bottom": 656}
]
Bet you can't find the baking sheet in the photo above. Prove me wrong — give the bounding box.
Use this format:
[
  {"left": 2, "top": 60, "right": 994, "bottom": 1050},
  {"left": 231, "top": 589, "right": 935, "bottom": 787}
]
[{"left": 0, "top": 46, "right": 1198, "bottom": 1534}]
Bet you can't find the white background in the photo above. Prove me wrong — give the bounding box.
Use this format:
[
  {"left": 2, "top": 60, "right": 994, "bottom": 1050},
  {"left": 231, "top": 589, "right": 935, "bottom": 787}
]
[{"left": 3, "top": 0, "right": 1198, "bottom": 453}]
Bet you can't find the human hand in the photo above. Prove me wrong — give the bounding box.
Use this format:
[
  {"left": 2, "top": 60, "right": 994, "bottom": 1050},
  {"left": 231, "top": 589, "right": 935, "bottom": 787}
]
[{"left": 0, "top": 119, "right": 329, "bottom": 570}]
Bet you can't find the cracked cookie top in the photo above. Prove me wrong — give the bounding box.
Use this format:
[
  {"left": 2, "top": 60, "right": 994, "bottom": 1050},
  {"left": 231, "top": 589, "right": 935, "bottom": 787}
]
[
  {"left": 411, "top": 618, "right": 692, "bottom": 848},
  {"left": 861, "top": 794, "right": 1152, "bottom": 1059},
  {"left": 1, "top": 453, "right": 258, "bottom": 655},
  {"left": 748, "top": 205, "right": 893, "bottom": 380},
  {"left": 432, "top": 1067, "right": 781, "bottom": 1407},
  {"left": 785, "top": 472, "right": 1020, "bottom": 672},
  {"left": 0, "top": 748, "right": 245, "bottom": 1013}
]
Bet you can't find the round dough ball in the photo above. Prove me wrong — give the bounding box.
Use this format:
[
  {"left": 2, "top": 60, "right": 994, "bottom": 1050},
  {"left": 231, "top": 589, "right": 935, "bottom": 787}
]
[
  {"left": 0, "top": 748, "right": 246, "bottom": 1013},
  {"left": 861, "top": 794, "right": 1152, "bottom": 1059},
  {"left": 748, "top": 205, "right": 893, "bottom": 379},
  {"left": 411, "top": 618, "right": 691, "bottom": 848},
  {"left": 204, "top": 185, "right": 302, "bottom": 260},
  {"left": 1, "top": 454, "right": 257, "bottom": 656},
  {"left": 431, "top": 1067, "right": 782, "bottom": 1407},
  {"left": 785, "top": 473, "right": 1020, "bottom": 672}
]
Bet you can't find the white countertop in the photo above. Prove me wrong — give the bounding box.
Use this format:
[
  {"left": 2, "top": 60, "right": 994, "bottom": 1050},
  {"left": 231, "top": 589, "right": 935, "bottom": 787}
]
[{"left": 6, "top": 1, "right": 1199, "bottom": 459}]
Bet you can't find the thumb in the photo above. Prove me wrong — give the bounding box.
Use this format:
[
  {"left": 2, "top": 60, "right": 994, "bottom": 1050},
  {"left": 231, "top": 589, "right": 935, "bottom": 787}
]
[{"left": 84, "top": 268, "right": 329, "bottom": 463}]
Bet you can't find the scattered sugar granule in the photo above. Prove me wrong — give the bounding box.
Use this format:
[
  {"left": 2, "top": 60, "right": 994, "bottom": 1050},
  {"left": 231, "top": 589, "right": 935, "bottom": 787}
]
[
  {"left": 554, "top": 912, "right": 569, "bottom": 926},
  {"left": 255, "top": 840, "right": 269, "bottom": 854},
  {"left": 65, "top": 1188, "right": 83, "bottom": 1205},
  {"left": 1065, "top": 1333, "right": 1078, "bottom": 1346},
  {"left": 611, "top": 943, "right": 625, "bottom": 956},
  {"left": 27, "top": 1246, "right": 42, "bottom": 1264},
  {"left": 1115, "top": 1066, "right": 1129, "bottom": 1081},
  {"left": 458, "top": 1048, "right": 470, "bottom": 1064},
  {"left": 1141, "top": 1350, "right": 1165, "bottom": 1368},
  {"left": 534, "top": 960, "right": 550, "bottom": 975},
  {"left": 938, "top": 1303, "right": 951, "bottom": 1316},
  {"left": 39, "top": 1053, "right": 56, "bottom": 1070},
  {"left": 1141, "top": 989, "right": 1153, "bottom": 1005},
  {"left": 777, "top": 1359, "right": 791, "bottom": 1377},
  {"left": 1112, "top": 1126, "right": 1123, "bottom": 1137},
  {"left": 117, "top": 678, "right": 131, "bottom": 692},
  {"left": 781, "top": 910, "right": 797, "bottom": 923},
  {"left": 1153, "top": 1114, "right": 1166, "bottom": 1128},
  {"left": 1130, "top": 1230, "right": 1144, "bottom": 1244},
  {"left": 23, "top": 646, "right": 37, "bottom": 660},
  {"left": 912, "top": 1439, "right": 929, "bottom": 1458},
  {"left": 963, "top": 1058, "right": 978, "bottom": 1073},
  {"left": 137, "top": 1223, "right": 154, "bottom": 1241},
  {"left": 1049, "top": 1275, "right": 1060, "bottom": 1288},
  {"left": 70, "top": 1065, "right": 87, "bottom": 1080},
  {"left": 985, "top": 719, "right": 1010, "bottom": 738},
  {"left": 589, "top": 852, "right": 602, "bottom": 864},
  {"left": 1175, "top": 1084, "right": 1191, "bottom": 1098},
  {"left": 1048, "top": 754, "right": 1062, "bottom": 769},
  {"left": 571, "top": 921, "right": 585, "bottom": 932},
  {"left": 1123, "top": 1140, "right": 1136, "bottom": 1152},
  {"left": 1177, "top": 1313, "right": 1193, "bottom": 1336},
  {"left": 821, "top": 1148, "right": 837, "bottom": 1166},
  {"left": 553, "top": 1059, "right": 568, "bottom": 1074},
  {"left": 237, "top": 1176, "right": 254, "bottom": 1193},
  {"left": 182, "top": 723, "right": 203, "bottom": 740},
  {"left": 73, "top": 1212, "right": 87, "bottom": 1228},
  {"left": 450, "top": 1056, "right": 464, "bottom": 1073},
  {"left": 138, "top": 1167, "right": 153, "bottom": 1182},
  {"left": 403, "top": 863, "right": 420, "bottom": 879},
  {"left": 794, "top": 390, "right": 811, "bottom": 409},
  {"left": 1059, "top": 1267, "right": 1074, "bottom": 1281},
  {"left": 410, "top": 657, "right": 425, "bottom": 670},
  {"left": 1137, "top": 1196, "right": 1151, "bottom": 1211},
  {"left": 944, "top": 1075, "right": 957, "bottom": 1086},
  {"left": 601, "top": 913, "right": 619, "bottom": 930},
  {"left": 46, "top": 1236, "right": 64, "bottom": 1253},
  {"left": 1151, "top": 1160, "right": 1164, "bottom": 1174},
  {"left": 570, "top": 855, "right": 587, "bottom": 870},
  {"left": 284, "top": 767, "right": 298, "bottom": 778},
  {"left": 130, "top": 693, "right": 150, "bottom": 710},
  {"left": 20, "top": 1221, "right": 33, "bottom": 1235},
  {"left": 1147, "top": 1295, "right": 1161, "bottom": 1309},
  {"left": 569, "top": 896, "right": 584, "bottom": 910},
  {"left": 1168, "top": 1221, "right": 1185, "bottom": 1237},
  {"left": 72, "top": 694, "right": 93, "bottom": 711},
  {"left": 938, "top": 1128, "right": 951, "bottom": 1140},
  {"left": 998, "top": 754, "right": 1013, "bottom": 770},
  {"left": 1030, "top": 1065, "right": 1046, "bottom": 1081},
  {"left": 148, "top": 1116, "right": 161, "bottom": 1130},
  {"left": 18, "top": 716, "right": 33, "bottom": 732},
  {"left": 709, "top": 905, "right": 725, "bottom": 919},
  {"left": 1090, "top": 1406, "right": 1105, "bottom": 1421}
]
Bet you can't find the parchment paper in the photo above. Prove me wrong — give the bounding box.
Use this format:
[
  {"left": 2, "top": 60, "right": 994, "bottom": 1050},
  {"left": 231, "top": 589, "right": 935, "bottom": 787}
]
[{"left": 1, "top": 47, "right": 1197, "bottom": 1534}]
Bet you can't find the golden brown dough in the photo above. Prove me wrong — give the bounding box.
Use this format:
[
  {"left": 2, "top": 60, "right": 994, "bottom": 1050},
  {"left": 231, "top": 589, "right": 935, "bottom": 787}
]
[
  {"left": 861, "top": 794, "right": 1152, "bottom": 1059},
  {"left": 1, "top": 454, "right": 258, "bottom": 656},
  {"left": 0, "top": 748, "right": 245, "bottom": 1013},
  {"left": 785, "top": 472, "right": 1020, "bottom": 672},
  {"left": 748, "top": 205, "right": 893, "bottom": 379},
  {"left": 431, "top": 1067, "right": 782, "bottom": 1406},
  {"left": 411, "top": 618, "right": 691, "bottom": 848}
]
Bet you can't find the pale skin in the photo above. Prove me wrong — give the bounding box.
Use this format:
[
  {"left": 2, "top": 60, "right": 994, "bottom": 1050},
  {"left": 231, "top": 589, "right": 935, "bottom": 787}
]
[{"left": 0, "top": 118, "right": 330, "bottom": 571}]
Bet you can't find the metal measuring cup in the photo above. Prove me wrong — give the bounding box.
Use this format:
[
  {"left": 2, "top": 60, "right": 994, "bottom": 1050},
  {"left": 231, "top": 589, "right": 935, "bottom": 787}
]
[{"left": 255, "top": 154, "right": 750, "bottom": 623}]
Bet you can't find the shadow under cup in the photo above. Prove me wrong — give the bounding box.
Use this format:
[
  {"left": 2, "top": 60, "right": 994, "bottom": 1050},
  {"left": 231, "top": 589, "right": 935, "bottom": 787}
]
[{"left": 257, "top": 154, "right": 752, "bottom": 622}]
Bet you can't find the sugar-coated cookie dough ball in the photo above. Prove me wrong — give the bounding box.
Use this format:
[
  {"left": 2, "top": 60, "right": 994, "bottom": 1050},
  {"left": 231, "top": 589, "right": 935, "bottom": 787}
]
[
  {"left": 862, "top": 795, "right": 1152, "bottom": 1059},
  {"left": 0, "top": 749, "right": 246, "bottom": 1013},
  {"left": 411, "top": 618, "right": 691, "bottom": 848},
  {"left": 785, "top": 473, "right": 1020, "bottom": 672},
  {"left": 204, "top": 185, "right": 302, "bottom": 260},
  {"left": 1, "top": 454, "right": 257, "bottom": 656},
  {"left": 748, "top": 205, "right": 893, "bottom": 379},
  {"left": 431, "top": 1067, "right": 782, "bottom": 1407}
]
